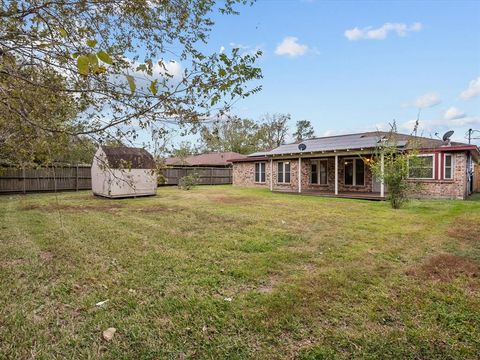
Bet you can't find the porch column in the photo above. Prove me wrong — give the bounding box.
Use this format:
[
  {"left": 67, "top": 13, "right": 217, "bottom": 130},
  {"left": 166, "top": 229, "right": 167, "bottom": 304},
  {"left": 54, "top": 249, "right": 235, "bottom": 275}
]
[
  {"left": 269, "top": 158, "right": 273, "bottom": 191},
  {"left": 380, "top": 153, "right": 385, "bottom": 197},
  {"left": 334, "top": 155, "right": 339, "bottom": 195},
  {"left": 298, "top": 157, "right": 302, "bottom": 193}
]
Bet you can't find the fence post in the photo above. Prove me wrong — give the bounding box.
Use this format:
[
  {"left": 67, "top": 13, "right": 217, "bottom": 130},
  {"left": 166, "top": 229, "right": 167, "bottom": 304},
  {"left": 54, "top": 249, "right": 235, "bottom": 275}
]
[
  {"left": 76, "top": 165, "right": 79, "bottom": 191},
  {"left": 22, "top": 166, "right": 26, "bottom": 194},
  {"left": 210, "top": 167, "right": 213, "bottom": 185}
]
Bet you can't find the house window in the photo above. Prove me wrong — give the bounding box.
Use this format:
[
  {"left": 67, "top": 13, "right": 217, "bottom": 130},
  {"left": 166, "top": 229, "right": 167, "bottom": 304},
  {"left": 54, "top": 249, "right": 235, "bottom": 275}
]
[
  {"left": 344, "top": 158, "right": 365, "bottom": 186},
  {"left": 277, "top": 161, "right": 291, "bottom": 183},
  {"left": 444, "top": 154, "right": 454, "bottom": 180},
  {"left": 255, "top": 162, "right": 266, "bottom": 183},
  {"left": 310, "top": 159, "right": 328, "bottom": 185},
  {"left": 408, "top": 154, "right": 434, "bottom": 179}
]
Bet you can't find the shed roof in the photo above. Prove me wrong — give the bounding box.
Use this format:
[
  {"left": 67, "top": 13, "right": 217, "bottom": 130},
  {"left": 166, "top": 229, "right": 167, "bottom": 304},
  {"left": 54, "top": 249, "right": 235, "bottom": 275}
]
[
  {"left": 101, "top": 146, "right": 155, "bottom": 169},
  {"left": 165, "top": 152, "right": 247, "bottom": 166}
]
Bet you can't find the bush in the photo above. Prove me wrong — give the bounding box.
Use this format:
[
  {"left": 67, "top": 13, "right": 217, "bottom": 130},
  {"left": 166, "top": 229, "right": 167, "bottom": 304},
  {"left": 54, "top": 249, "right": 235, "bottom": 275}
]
[{"left": 178, "top": 173, "right": 199, "bottom": 190}]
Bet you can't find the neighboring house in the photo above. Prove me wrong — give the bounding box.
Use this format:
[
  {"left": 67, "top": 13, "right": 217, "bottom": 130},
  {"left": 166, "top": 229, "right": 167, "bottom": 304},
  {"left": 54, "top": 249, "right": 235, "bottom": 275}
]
[
  {"left": 91, "top": 146, "right": 157, "bottom": 198},
  {"left": 231, "top": 132, "right": 480, "bottom": 200},
  {"left": 165, "top": 151, "right": 247, "bottom": 167}
]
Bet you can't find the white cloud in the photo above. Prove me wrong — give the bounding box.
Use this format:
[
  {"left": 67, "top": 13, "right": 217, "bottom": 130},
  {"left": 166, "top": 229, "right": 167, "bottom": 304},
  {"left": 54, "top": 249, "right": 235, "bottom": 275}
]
[
  {"left": 444, "top": 107, "right": 466, "bottom": 120},
  {"left": 401, "top": 116, "right": 480, "bottom": 132},
  {"left": 414, "top": 93, "right": 442, "bottom": 108},
  {"left": 275, "top": 36, "right": 310, "bottom": 57},
  {"left": 460, "top": 77, "right": 480, "bottom": 100},
  {"left": 219, "top": 46, "right": 225, "bottom": 54},
  {"left": 344, "top": 22, "right": 423, "bottom": 41},
  {"left": 229, "top": 42, "right": 264, "bottom": 57}
]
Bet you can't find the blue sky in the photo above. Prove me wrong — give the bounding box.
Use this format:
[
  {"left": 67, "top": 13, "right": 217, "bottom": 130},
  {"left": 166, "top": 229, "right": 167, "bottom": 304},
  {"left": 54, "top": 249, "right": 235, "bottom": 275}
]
[{"left": 168, "top": 0, "right": 480, "bottom": 146}]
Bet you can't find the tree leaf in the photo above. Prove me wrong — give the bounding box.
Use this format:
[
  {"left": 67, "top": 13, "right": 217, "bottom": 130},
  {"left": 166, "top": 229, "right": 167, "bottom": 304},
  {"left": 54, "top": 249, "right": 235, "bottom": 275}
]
[
  {"left": 149, "top": 80, "right": 158, "bottom": 95},
  {"left": 86, "top": 39, "right": 97, "bottom": 48},
  {"left": 218, "top": 68, "right": 226, "bottom": 77},
  {"left": 97, "top": 51, "right": 113, "bottom": 65},
  {"left": 88, "top": 53, "right": 98, "bottom": 67},
  {"left": 126, "top": 75, "right": 136, "bottom": 93},
  {"left": 59, "top": 28, "right": 68, "bottom": 38},
  {"left": 77, "top": 55, "right": 89, "bottom": 75}
]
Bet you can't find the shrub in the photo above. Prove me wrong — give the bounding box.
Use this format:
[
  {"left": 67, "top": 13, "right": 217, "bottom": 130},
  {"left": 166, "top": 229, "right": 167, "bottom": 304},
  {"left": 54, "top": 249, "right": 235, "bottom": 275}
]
[{"left": 178, "top": 173, "right": 199, "bottom": 190}]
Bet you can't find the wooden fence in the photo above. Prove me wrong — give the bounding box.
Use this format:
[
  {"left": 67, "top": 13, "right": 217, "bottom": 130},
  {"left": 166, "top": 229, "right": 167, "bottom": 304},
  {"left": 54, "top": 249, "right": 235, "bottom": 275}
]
[
  {"left": 0, "top": 166, "right": 92, "bottom": 194},
  {"left": 162, "top": 167, "right": 232, "bottom": 186},
  {"left": 0, "top": 166, "right": 232, "bottom": 194}
]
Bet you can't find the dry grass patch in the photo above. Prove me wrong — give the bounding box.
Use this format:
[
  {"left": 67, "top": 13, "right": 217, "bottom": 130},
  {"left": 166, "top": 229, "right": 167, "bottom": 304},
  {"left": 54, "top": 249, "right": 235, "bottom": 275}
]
[
  {"left": 213, "top": 195, "right": 259, "bottom": 204},
  {"left": 447, "top": 216, "right": 480, "bottom": 244},
  {"left": 19, "top": 203, "right": 124, "bottom": 213},
  {"left": 406, "top": 253, "right": 480, "bottom": 282}
]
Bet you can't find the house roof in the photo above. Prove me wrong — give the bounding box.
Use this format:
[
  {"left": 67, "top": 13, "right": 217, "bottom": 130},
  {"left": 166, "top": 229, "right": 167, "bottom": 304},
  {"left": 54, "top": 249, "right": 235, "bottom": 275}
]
[
  {"left": 101, "top": 146, "right": 155, "bottom": 169},
  {"left": 165, "top": 152, "right": 247, "bottom": 166},
  {"left": 262, "top": 131, "right": 473, "bottom": 157}
]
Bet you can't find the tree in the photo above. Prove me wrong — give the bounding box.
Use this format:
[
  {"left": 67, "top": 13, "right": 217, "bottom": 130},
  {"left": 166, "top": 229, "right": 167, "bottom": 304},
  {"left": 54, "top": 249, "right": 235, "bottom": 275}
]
[
  {"left": 292, "top": 119, "right": 315, "bottom": 141},
  {"left": 170, "top": 141, "right": 199, "bottom": 158},
  {"left": 368, "top": 122, "right": 423, "bottom": 209},
  {"left": 0, "top": 59, "right": 80, "bottom": 166},
  {"left": 200, "top": 116, "right": 262, "bottom": 154},
  {"left": 258, "top": 113, "right": 290, "bottom": 149},
  {"left": 0, "top": 0, "right": 262, "bottom": 165}
]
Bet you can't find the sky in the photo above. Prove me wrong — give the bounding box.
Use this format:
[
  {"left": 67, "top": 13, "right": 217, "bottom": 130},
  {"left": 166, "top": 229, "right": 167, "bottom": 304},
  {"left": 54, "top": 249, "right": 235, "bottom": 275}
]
[{"left": 167, "top": 0, "right": 480, "bottom": 147}]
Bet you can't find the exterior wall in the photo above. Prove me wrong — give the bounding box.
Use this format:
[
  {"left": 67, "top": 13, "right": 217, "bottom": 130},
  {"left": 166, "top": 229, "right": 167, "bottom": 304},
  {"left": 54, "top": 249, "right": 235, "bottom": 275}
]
[
  {"left": 232, "top": 152, "right": 471, "bottom": 199},
  {"left": 108, "top": 169, "right": 157, "bottom": 197},
  {"left": 410, "top": 152, "right": 468, "bottom": 199},
  {"left": 232, "top": 161, "right": 272, "bottom": 188},
  {"left": 91, "top": 148, "right": 110, "bottom": 196},
  {"left": 233, "top": 156, "right": 374, "bottom": 192}
]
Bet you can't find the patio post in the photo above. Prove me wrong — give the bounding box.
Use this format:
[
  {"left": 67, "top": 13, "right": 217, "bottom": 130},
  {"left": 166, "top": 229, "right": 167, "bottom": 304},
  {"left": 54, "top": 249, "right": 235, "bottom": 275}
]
[
  {"left": 270, "top": 158, "right": 273, "bottom": 191},
  {"left": 335, "top": 155, "right": 338, "bottom": 195},
  {"left": 298, "top": 157, "right": 302, "bottom": 193},
  {"left": 380, "top": 152, "right": 385, "bottom": 197}
]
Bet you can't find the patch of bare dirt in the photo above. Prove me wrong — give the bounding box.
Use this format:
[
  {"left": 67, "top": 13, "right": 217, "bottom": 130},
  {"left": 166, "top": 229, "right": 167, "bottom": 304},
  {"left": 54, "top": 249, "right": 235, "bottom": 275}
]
[
  {"left": 133, "top": 205, "right": 184, "bottom": 213},
  {"left": 447, "top": 217, "right": 480, "bottom": 244},
  {"left": 0, "top": 258, "right": 26, "bottom": 268},
  {"left": 214, "top": 196, "right": 258, "bottom": 205},
  {"left": 406, "top": 254, "right": 480, "bottom": 282},
  {"left": 19, "top": 203, "right": 124, "bottom": 213},
  {"left": 39, "top": 251, "right": 54, "bottom": 262}
]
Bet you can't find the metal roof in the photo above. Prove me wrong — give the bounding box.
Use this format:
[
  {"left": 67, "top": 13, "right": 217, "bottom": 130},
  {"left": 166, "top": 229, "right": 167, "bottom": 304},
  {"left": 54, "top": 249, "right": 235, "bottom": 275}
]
[{"left": 267, "top": 132, "right": 407, "bottom": 156}]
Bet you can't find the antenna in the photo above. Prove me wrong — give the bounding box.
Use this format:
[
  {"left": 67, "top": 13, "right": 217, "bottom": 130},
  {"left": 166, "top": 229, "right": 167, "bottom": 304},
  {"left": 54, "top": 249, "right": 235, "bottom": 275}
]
[{"left": 442, "top": 130, "right": 454, "bottom": 144}]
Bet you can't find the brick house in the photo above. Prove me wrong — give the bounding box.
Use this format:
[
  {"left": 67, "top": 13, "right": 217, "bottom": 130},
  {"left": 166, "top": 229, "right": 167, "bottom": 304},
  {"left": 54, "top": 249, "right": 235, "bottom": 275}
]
[{"left": 231, "top": 132, "right": 480, "bottom": 200}]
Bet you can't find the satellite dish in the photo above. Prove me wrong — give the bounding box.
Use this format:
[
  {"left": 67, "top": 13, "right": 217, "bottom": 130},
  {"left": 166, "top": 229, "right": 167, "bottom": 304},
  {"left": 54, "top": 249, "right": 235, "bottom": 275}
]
[
  {"left": 442, "top": 130, "right": 454, "bottom": 142},
  {"left": 298, "top": 143, "right": 307, "bottom": 151}
]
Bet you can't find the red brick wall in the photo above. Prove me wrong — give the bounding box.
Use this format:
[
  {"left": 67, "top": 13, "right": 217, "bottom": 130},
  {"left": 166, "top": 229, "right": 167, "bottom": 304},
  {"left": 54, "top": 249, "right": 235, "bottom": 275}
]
[
  {"left": 232, "top": 152, "right": 469, "bottom": 199},
  {"left": 410, "top": 152, "right": 468, "bottom": 199}
]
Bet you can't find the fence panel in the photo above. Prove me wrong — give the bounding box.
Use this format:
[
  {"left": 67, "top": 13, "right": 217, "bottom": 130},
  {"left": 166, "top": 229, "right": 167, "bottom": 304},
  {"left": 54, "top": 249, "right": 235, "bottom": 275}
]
[
  {"left": 0, "top": 165, "right": 232, "bottom": 194},
  {"left": 162, "top": 167, "right": 232, "bottom": 186},
  {"left": 0, "top": 166, "right": 92, "bottom": 194}
]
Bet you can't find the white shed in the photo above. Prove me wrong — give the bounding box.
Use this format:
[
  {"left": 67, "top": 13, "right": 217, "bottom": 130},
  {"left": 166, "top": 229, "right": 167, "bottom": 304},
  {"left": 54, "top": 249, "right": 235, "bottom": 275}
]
[{"left": 91, "top": 146, "right": 157, "bottom": 198}]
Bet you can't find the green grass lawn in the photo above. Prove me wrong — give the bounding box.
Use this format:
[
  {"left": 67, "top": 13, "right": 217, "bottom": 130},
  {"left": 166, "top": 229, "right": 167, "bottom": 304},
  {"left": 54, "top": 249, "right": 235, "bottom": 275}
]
[{"left": 1, "top": 186, "right": 479, "bottom": 359}]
